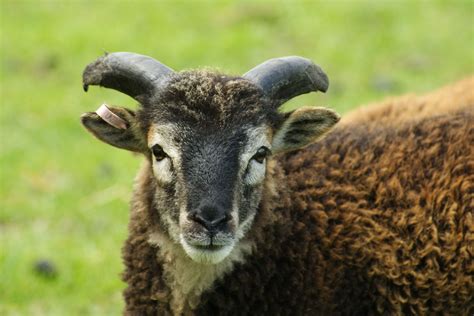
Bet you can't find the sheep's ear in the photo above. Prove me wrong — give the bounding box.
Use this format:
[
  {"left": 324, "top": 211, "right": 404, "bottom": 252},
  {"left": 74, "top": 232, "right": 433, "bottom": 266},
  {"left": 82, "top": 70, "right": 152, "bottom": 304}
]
[
  {"left": 81, "top": 105, "right": 147, "bottom": 152},
  {"left": 272, "top": 106, "right": 340, "bottom": 154}
]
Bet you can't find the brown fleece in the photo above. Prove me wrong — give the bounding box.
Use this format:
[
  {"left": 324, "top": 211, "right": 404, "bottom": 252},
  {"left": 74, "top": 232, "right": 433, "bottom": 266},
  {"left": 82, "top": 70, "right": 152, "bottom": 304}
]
[
  {"left": 342, "top": 76, "right": 474, "bottom": 125},
  {"left": 121, "top": 79, "right": 473, "bottom": 315}
]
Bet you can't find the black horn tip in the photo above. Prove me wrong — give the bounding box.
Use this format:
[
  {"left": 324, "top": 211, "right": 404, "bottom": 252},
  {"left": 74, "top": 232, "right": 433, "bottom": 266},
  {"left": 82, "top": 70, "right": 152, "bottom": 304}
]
[
  {"left": 309, "top": 63, "right": 329, "bottom": 93},
  {"left": 82, "top": 55, "right": 108, "bottom": 88},
  {"left": 291, "top": 56, "right": 329, "bottom": 93},
  {"left": 81, "top": 52, "right": 175, "bottom": 102}
]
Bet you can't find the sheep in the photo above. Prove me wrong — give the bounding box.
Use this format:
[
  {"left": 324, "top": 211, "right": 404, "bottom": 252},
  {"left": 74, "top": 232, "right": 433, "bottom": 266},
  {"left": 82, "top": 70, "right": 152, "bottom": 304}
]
[{"left": 80, "top": 52, "right": 473, "bottom": 315}]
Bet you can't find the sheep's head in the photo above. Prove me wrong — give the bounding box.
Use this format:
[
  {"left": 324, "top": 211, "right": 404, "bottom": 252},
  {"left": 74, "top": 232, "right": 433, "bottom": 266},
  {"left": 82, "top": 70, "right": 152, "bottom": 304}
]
[{"left": 81, "top": 53, "right": 339, "bottom": 264}]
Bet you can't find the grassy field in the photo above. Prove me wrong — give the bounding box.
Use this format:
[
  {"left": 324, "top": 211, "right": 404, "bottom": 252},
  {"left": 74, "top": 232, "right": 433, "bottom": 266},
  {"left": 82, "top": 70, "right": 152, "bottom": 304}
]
[{"left": 1, "top": 0, "right": 473, "bottom": 314}]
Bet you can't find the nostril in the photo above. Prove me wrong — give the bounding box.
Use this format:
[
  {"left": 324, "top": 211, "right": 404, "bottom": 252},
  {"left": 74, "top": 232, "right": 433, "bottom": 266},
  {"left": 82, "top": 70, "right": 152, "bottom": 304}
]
[
  {"left": 187, "top": 210, "right": 198, "bottom": 222},
  {"left": 188, "top": 212, "right": 210, "bottom": 229},
  {"left": 211, "top": 213, "right": 232, "bottom": 226}
]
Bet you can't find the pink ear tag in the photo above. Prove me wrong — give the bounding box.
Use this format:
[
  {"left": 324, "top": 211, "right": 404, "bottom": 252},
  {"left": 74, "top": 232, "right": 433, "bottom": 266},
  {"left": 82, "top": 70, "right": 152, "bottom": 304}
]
[{"left": 95, "top": 104, "right": 128, "bottom": 130}]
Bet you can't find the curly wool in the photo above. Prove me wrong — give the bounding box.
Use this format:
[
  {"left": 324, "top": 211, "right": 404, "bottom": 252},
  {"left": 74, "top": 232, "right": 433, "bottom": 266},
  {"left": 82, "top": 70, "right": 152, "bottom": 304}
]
[
  {"left": 342, "top": 76, "right": 473, "bottom": 125},
  {"left": 121, "top": 79, "right": 473, "bottom": 315}
]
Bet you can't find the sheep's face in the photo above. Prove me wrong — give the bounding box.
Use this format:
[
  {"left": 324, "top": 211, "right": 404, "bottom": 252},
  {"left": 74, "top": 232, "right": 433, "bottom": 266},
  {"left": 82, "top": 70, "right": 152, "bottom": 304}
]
[
  {"left": 147, "top": 122, "right": 271, "bottom": 264},
  {"left": 81, "top": 71, "right": 340, "bottom": 265},
  {"left": 140, "top": 72, "right": 276, "bottom": 264}
]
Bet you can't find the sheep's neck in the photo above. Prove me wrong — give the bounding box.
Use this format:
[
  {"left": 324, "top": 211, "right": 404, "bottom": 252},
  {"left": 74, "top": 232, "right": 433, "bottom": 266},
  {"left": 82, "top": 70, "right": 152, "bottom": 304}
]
[{"left": 148, "top": 232, "right": 253, "bottom": 315}]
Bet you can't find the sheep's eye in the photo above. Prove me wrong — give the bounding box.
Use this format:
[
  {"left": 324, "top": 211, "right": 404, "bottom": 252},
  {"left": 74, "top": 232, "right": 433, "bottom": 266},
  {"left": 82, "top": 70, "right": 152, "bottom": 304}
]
[
  {"left": 151, "top": 145, "right": 168, "bottom": 161},
  {"left": 252, "top": 147, "right": 269, "bottom": 164}
]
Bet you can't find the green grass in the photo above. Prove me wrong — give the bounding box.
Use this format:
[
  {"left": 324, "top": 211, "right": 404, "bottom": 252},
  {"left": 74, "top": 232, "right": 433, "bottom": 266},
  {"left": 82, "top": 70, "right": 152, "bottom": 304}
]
[{"left": 1, "top": 0, "right": 473, "bottom": 314}]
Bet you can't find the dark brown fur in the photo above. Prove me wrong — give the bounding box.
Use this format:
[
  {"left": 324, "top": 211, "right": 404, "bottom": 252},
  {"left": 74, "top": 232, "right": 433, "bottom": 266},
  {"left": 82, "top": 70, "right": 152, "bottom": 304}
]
[
  {"left": 342, "top": 76, "right": 474, "bottom": 125},
  {"left": 121, "top": 79, "right": 474, "bottom": 315},
  {"left": 140, "top": 70, "right": 280, "bottom": 130}
]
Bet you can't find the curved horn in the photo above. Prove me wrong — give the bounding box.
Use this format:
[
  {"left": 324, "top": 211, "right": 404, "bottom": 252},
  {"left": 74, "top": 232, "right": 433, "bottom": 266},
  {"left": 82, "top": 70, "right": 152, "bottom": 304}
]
[
  {"left": 83, "top": 52, "right": 173, "bottom": 103},
  {"left": 243, "top": 56, "right": 329, "bottom": 105}
]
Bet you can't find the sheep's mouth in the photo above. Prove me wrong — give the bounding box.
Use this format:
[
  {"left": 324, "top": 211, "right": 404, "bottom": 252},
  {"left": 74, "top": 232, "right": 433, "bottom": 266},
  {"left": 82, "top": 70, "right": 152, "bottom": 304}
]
[
  {"left": 192, "top": 244, "right": 226, "bottom": 251},
  {"left": 184, "top": 236, "right": 233, "bottom": 251},
  {"left": 180, "top": 234, "right": 235, "bottom": 264}
]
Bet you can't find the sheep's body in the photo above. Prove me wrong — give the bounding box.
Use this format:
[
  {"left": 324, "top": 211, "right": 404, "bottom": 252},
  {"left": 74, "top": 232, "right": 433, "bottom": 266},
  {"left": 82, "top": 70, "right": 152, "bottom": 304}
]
[
  {"left": 121, "top": 79, "right": 474, "bottom": 315},
  {"left": 342, "top": 76, "right": 473, "bottom": 125}
]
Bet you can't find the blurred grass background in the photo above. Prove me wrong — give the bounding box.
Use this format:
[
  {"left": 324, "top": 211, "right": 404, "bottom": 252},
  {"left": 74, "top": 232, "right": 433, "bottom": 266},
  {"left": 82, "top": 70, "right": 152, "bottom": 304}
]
[{"left": 0, "top": 0, "right": 473, "bottom": 314}]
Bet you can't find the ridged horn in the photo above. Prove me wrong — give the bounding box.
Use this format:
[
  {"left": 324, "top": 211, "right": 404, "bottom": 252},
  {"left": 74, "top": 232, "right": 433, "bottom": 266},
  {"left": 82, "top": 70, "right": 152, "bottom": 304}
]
[
  {"left": 82, "top": 52, "right": 174, "bottom": 103},
  {"left": 243, "top": 56, "right": 329, "bottom": 105}
]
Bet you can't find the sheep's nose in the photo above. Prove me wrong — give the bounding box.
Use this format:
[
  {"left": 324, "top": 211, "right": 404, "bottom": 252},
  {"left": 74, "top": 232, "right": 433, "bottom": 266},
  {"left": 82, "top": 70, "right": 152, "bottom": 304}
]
[{"left": 188, "top": 205, "right": 232, "bottom": 232}]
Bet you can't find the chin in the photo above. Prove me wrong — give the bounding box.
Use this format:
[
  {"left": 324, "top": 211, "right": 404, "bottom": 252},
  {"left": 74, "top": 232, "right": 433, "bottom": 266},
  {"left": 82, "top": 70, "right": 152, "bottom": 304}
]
[{"left": 180, "top": 235, "right": 235, "bottom": 264}]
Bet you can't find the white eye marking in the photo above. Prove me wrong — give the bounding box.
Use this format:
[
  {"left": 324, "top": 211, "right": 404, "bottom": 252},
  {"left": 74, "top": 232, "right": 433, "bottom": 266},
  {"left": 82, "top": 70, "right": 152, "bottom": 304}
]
[
  {"left": 241, "top": 127, "right": 271, "bottom": 185},
  {"left": 245, "top": 159, "right": 266, "bottom": 185},
  {"left": 152, "top": 155, "right": 174, "bottom": 183},
  {"left": 148, "top": 124, "right": 181, "bottom": 184}
]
